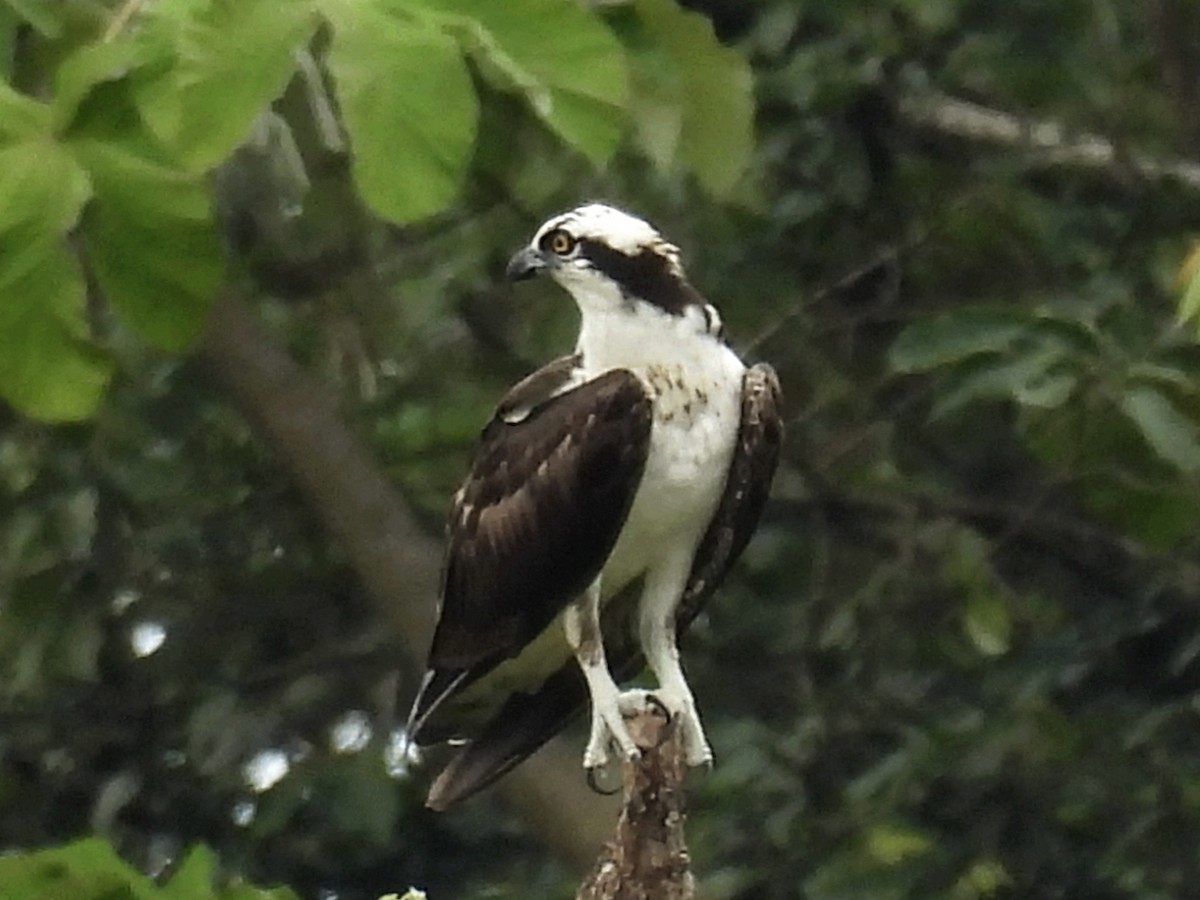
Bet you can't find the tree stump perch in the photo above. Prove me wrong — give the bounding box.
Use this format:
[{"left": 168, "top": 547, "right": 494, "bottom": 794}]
[{"left": 575, "top": 705, "right": 694, "bottom": 900}]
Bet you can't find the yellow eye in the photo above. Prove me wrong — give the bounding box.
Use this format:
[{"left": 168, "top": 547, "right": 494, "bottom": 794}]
[{"left": 542, "top": 228, "right": 576, "bottom": 256}]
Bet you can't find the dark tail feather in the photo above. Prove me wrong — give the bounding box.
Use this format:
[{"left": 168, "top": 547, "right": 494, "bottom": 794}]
[
  {"left": 426, "top": 665, "right": 587, "bottom": 810},
  {"left": 406, "top": 667, "right": 474, "bottom": 740}
]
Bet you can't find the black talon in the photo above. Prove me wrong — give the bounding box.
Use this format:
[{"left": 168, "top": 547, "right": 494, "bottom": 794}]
[
  {"left": 641, "top": 693, "right": 677, "bottom": 748},
  {"left": 643, "top": 692, "right": 671, "bottom": 721}
]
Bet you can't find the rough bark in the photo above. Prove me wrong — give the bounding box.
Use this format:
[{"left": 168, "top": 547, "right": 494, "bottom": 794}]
[{"left": 576, "top": 707, "right": 694, "bottom": 900}]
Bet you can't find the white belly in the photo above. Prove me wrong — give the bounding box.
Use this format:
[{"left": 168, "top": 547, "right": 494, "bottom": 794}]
[{"left": 600, "top": 356, "right": 743, "bottom": 595}]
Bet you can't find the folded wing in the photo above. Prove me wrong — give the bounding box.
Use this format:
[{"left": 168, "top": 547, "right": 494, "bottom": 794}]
[{"left": 407, "top": 361, "right": 653, "bottom": 743}]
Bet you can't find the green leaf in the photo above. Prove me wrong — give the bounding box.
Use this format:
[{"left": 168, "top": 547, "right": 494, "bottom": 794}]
[
  {"left": 627, "top": 0, "right": 754, "bottom": 194},
  {"left": 931, "top": 345, "right": 1075, "bottom": 417},
  {"left": 963, "top": 587, "right": 1011, "bottom": 657},
  {"left": 1177, "top": 264, "right": 1200, "bottom": 330},
  {"left": 325, "top": 7, "right": 477, "bottom": 223},
  {"left": 52, "top": 39, "right": 153, "bottom": 129},
  {"left": 0, "top": 112, "right": 103, "bottom": 421},
  {"left": 0, "top": 80, "right": 49, "bottom": 142},
  {"left": 132, "top": 0, "right": 315, "bottom": 169},
  {"left": 1118, "top": 385, "right": 1200, "bottom": 476},
  {"left": 0, "top": 838, "right": 299, "bottom": 899},
  {"left": 890, "top": 309, "right": 1030, "bottom": 373},
  {"left": 0, "top": 837, "right": 153, "bottom": 897},
  {"left": 1175, "top": 239, "right": 1200, "bottom": 327},
  {"left": 419, "top": 0, "right": 628, "bottom": 164},
  {"left": 0, "top": 231, "right": 111, "bottom": 421},
  {"left": 70, "top": 82, "right": 220, "bottom": 351},
  {"left": 0, "top": 141, "right": 91, "bottom": 237},
  {"left": 78, "top": 145, "right": 221, "bottom": 351},
  {"left": 866, "top": 823, "right": 934, "bottom": 864},
  {"left": 2, "top": 0, "right": 63, "bottom": 37},
  {"left": 943, "top": 528, "right": 1011, "bottom": 656}
]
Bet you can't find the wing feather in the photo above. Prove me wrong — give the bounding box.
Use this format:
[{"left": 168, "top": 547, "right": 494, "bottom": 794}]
[{"left": 407, "top": 364, "right": 651, "bottom": 737}]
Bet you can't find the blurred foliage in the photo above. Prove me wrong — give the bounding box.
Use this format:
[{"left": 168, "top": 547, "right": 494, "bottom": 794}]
[
  {"left": 2, "top": 0, "right": 1200, "bottom": 898},
  {"left": 0, "top": 838, "right": 296, "bottom": 899}
]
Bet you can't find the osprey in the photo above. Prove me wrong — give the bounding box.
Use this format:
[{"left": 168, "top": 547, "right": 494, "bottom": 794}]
[{"left": 407, "top": 203, "right": 782, "bottom": 809}]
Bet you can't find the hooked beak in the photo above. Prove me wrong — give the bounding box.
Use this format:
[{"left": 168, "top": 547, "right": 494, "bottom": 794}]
[{"left": 505, "top": 247, "right": 547, "bottom": 282}]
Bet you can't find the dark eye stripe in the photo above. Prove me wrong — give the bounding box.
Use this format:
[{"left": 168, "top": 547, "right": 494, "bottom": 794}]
[{"left": 576, "top": 239, "right": 704, "bottom": 316}]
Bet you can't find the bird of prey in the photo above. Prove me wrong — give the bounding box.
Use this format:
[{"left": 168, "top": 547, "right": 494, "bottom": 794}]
[{"left": 406, "top": 203, "right": 782, "bottom": 810}]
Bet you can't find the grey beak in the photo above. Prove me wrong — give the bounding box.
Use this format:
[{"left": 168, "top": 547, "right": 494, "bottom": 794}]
[{"left": 506, "top": 247, "right": 546, "bottom": 281}]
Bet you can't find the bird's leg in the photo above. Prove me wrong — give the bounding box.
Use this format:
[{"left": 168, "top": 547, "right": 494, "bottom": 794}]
[
  {"left": 637, "top": 554, "right": 713, "bottom": 767},
  {"left": 564, "top": 578, "right": 639, "bottom": 769}
]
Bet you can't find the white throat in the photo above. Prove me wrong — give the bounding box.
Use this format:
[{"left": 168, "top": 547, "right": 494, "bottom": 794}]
[{"left": 570, "top": 286, "right": 731, "bottom": 378}]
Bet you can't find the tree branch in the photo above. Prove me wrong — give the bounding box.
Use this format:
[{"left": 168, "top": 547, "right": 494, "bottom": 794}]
[
  {"left": 576, "top": 707, "right": 693, "bottom": 900},
  {"left": 900, "top": 90, "right": 1200, "bottom": 191}
]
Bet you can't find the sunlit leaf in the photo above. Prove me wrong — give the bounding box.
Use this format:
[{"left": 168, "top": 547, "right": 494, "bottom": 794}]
[
  {"left": 0, "top": 141, "right": 91, "bottom": 237},
  {"left": 132, "top": 0, "right": 315, "bottom": 169},
  {"left": 1118, "top": 385, "right": 1200, "bottom": 476},
  {"left": 0, "top": 104, "right": 106, "bottom": 421},
  {"left": 420, "top": 0, "right": 628, "bottom": 164},
  {"left": 325, "top": 6, "right": 477, "bottom": 223},
  {"left": 70, "top": 83, "right": 220, "bottom": 351},
  {"left": 52, "top": 39, "right": 152, "bottom": 128},
  {"left": 866, "top": 823, "right": 934, "bottom": 864},
  {"left": 0, "top": 837, "right": 153, "bottom": 898},
  {"left": 0, "top": 80, "right": 48, "bottom": 141},
  {"left": 1, "top": 0, "right": 63, "bottom": 36},
  {"left": 963, "top": 587, "right": 1011, "bottom": 657},
  {"left": 0, "top": 838, "right": 299, "bottom": 899},
  {"left": 1176, "top": 241, "right": 1200, "bottom": 329},
  {"left": 623, "top": 0, "right": 754, "bottom": 194},
  {"left": 0, "top": 232, "right": 111, "bottom": 421}
]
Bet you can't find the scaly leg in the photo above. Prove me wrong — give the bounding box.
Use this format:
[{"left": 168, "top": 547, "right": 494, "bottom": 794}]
[
  {"left": 564, "top": 577, "right": 639, "bottom": 769},
  {"left": 637, "top": 550, "right": 713, "bottom": 767}
]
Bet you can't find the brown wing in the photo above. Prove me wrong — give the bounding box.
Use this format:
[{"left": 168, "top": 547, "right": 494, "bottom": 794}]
[
  {"left": 407, "top": 363, "right": 651, "bottom": 738},
  {"left": 423, "top": 363, "right": 784, "bottom": 810},
  {"left": 677, "top": 362, "right": 784, "bottom": 625}
]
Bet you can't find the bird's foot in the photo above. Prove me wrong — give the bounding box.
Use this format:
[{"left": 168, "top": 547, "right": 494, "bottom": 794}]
[
  {"left": 628, "top": 685, "right": 713, "bottom": 768},
  {"left": 582, "top": 690, "right": 640, "bottom": 770}
]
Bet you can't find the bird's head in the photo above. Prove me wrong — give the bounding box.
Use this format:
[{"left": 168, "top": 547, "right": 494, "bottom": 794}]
[{"left": 506, "top": 203, "right": 705, "bottom": 318}]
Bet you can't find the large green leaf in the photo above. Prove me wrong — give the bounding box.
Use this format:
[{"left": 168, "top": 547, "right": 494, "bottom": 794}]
[
  {"left": 0, "top": 837, "right": 151, "bottom": 898},
  {"left": 930, "top": 344, "right": 1075, "bottom": 417},
  {"left": 0, "top": 838, "right": 299, "bottom": 899},
  {"left": 52, "top": 38, "right": 154, "bottom": 130},
  {"left": 0, "top": 140, "right": 91, "bottom": 237},
  {"left": 0, "top": 90, "right": 105, "bottom": 421},
  {"left": 890, "top": 308, "right": 1031, "bottom": 373},
  {"left": 0, "top": 80, "right": 48, "bottom": 142},
  {"left": 1, "top": 0, "right": 63, "bottom": 37},
  {"left": 415, "top": 0, "right": 628, "bottom": 164},
  {"left": 1118, "top": 385, "right": 1200, "bottom": 476},
  {"left": 0, "top": 230, "right": 112, "bottom": 421},
  {"left": 325, "top": 5, "right": 477, "bottom": 223},
  {"left": 70, "top": 82, "right": 220, "bottom": 352},
  {"left": 623, "top": 0, "right": 754, "bottom": 195},
  {"left": 132, "top": 0, "right": 315, "bottom": 170}
]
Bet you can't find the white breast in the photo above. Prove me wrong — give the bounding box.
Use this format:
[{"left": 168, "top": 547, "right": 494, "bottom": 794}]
[{"left": 575, "top": 302, "right": 745, "bottom": 595}]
